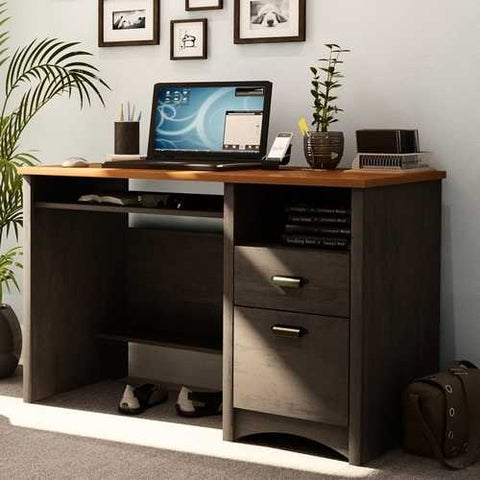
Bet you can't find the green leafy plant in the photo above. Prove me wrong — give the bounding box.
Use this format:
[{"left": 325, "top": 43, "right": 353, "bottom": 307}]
[
  {"left": 0, "top": 2, "right": 109, "bottom": 305},
  {"left": 310, "top": 43, "right": 350, "bottom": 133}
]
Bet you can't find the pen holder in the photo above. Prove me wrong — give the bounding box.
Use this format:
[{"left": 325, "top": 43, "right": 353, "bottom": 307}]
[{"left": 115, "top": 122, "right": 140, "bottom": 155}]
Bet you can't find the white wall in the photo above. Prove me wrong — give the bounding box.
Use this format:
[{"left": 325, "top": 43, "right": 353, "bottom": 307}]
[{"left": 6, "top": 1, "right": 480, "bottom": 375}]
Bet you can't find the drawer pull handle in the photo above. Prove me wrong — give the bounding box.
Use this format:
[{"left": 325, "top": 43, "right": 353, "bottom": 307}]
[
  {"left": 271, "top": 275, "right": 304, "bottom": 289},
  {"left": 271, "top": 325, "right": 308, "bottom": 338}
]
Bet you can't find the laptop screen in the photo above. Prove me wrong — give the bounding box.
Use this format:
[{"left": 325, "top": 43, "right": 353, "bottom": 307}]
[{"left": 148, "top": 82, "right": 272, "bottom": 161}]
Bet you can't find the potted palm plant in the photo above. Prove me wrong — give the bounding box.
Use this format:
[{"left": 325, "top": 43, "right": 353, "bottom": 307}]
[
  {"left": 305, "top": 43, "right": 350, "bottom": 169},
  {"left": 0, "top": 1, "right": 108, "bottom": 378}
]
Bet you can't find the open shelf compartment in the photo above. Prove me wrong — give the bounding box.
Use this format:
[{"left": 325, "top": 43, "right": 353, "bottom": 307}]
[{"left": 97, "top": 328, "right": 222, "bottom": 355}]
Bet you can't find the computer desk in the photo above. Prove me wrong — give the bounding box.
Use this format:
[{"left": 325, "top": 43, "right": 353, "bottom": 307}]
[{"left": 19, "top": 165, "right": 446, "bottom": 465}]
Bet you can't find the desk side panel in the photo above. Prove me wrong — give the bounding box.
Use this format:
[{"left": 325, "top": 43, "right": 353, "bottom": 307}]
[
  {"left": 349, "top": 181, "right": 441, "bottom": 464},
  {"left": 24, "top": 176, "right": 129, "bottom": 402}
]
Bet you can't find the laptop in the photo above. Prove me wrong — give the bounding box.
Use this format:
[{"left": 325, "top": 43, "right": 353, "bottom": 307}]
[{"left": 103, "top": 81, "right": 273, "bottom": 171}]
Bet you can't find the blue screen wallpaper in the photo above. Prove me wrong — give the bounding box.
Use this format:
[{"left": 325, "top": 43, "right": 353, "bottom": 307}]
[{"left": 154, "top": 86, "right": 265, "bottom": 152}]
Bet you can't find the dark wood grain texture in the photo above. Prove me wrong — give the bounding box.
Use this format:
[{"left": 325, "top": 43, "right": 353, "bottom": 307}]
[
  {"left": 35, "top": 202, "right": 223, "bottom": 218},
  {"left": 233, "top": 307, "right": 349, "bottom": 426},
  {"left": 222, "top": 184, "right": 235, "bottom": 440},
  {"left": 349, "top": 181, "right": 442, "bottom": 465},
  {"left": 24, "top": 176, "right": 129, "bottom": 402},
  {"left": 97, "top": 328, "right": 222, "bottom": 355},
  {"left": 234, "top": 246, "right": 350, "bottom": 317},
  {"left": 125, "top": 228, "right": 223, "bottom": 349},
  {"left": 233, "top": 409, "right": 349, "bottom": 458},
  {"left": 22, "top": 172, "right": 443, "bottom": 467}
]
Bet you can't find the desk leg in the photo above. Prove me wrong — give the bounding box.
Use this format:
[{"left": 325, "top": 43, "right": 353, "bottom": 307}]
[
  {"left": 23, "top": 176, "right": 128, "bottom": 403},
  {"left": 223, "top": 184, "right": 235, "bottom": 440}
]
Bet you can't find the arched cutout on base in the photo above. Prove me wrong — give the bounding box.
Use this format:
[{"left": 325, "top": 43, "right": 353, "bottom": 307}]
[
  {"left": 241, "top": 432, "right": 347, "bottom": 462},
  {"left": 233, "top": 409, "right": 349, "bottom": 460}
]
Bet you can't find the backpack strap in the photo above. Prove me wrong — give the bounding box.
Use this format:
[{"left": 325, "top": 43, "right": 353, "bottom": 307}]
[{"left": 411, "top": 368, "right": 480, "bottom": 469}]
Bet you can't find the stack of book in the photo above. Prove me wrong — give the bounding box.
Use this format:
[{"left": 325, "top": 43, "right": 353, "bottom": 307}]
[{"left": 282, "top": 204, "right": 351, "bottom": 250}]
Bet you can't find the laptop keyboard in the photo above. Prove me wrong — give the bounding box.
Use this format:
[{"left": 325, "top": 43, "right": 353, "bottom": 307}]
[{"left": 102, "top": 160, "right": 262, "bottom": 171}]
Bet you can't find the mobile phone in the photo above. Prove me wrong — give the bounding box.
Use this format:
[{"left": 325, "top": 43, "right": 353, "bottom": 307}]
[{"left": 267, "top": 132, "right": 294, "bottom": 162}]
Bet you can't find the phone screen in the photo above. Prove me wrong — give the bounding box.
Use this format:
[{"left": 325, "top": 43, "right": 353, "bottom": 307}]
[{"left": 268, "top": 134, "right": 292, "bottom": 159}]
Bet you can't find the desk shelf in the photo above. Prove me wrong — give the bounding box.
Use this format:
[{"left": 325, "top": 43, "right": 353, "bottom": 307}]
[
  {"left": 97, "top": 328, "right": 222, "bottom": 355},
  {"left": 35, "top": 201, "right": 223, "bottom": 219}
]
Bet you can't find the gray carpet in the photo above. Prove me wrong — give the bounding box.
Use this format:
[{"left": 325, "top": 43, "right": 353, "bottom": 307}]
[{"left": 1, "top": 369, "right": 479, "bottom": 479}]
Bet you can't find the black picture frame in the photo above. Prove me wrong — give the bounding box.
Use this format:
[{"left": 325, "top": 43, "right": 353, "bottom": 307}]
[
  {"left": 185, "top": 0, "right": 223, "bottom": 11},
  {"left": 98, "top": 0, "right": 160, "bottom": 47},
  {"left": 170, "top": 19, "right": 208, "bottom": 60},
  {"left": 234, "top": 0, "right": 306, "bottom": 44}
]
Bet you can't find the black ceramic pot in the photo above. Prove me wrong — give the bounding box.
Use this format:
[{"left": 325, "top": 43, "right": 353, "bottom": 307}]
[
  {"left": 304, "top": 131, "right": 344, "bottom": 169},
  {"left": 0, "top": 305, "right": 22, "bottom": 378}
]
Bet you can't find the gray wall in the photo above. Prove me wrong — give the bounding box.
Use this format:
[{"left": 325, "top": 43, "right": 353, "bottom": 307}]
[{"left": 6, "top": 1, "right": 480, "bottom": 378}]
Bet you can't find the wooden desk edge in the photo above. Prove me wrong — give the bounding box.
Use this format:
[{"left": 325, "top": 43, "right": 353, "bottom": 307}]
[{"left": 18, "top": 165, "right": 447, "bottom": 189}]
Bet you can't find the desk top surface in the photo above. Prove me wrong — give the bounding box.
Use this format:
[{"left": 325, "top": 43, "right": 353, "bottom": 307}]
[{"left": 18, "top": 164, "right": 446, "bottom": 188}]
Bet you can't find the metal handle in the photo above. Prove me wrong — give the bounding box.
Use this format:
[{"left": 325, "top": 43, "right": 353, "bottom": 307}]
[
  {"left": 271, "top": 325, "right": 308, "bottom": 338},
  {"left": 271, "top": 275, "right": 304, "bottom": 289}
]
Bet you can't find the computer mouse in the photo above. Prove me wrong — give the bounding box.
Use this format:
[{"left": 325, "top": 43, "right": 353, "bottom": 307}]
[{"left": 62, "top": 157, "right": 89, "bottom": 168}]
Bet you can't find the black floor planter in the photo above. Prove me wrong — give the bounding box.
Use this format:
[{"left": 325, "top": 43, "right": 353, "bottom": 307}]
[{"left": 0, "top": 305, "right": 22, "bottom": 378}]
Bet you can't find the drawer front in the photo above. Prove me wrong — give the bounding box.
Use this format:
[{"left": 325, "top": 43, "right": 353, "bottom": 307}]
[
  {"left": 233, "top": 307, "right": 349, "bottom": 426},
  {"left": 234, "top": 246, "right": 349, "bottom": 317}
]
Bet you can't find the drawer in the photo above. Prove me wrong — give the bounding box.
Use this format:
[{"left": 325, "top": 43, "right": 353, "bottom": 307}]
[
  {"left": 234, "top": 246, "right": 349, "bottom": 317},
  {"left": 233, "top": 307, "right": 349, "bottom": 426}
]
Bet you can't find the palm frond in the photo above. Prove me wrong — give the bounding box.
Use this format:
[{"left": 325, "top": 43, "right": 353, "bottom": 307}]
[
  {"left": 0, "top": 158, "right": 23, "bottom": 243},
  {"left": 0, "top": 246, "right": 22, "bottom": 305},
  {"left": 0, "top": 2, "right": 9, "bottom": 67},
  {"left": 0, "top": 4, "right": 109, "bottom": 297},
  {"left": 0, "top": 38, "right": 109, "bottom": 161}
]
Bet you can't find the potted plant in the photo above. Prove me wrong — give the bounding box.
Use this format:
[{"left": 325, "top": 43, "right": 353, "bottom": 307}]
[
  {"left": 305, "top": 43, "right": 350, "bottom": 169},
  {"left": 0, "top": 2, "right": 108, "bottom": 378}
]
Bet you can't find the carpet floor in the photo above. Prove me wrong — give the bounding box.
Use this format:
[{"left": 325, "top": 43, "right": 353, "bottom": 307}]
[{"left": 0, "top": 369, "right": 479, "bottom": 479}]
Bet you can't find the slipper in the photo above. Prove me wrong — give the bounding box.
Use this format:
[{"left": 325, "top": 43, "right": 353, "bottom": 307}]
[
  {"left": 118, "top": 383, "right": 168, "bottom": 415},
  {"left": 175, "top": 386, "right": 222, "bottom": 417}
]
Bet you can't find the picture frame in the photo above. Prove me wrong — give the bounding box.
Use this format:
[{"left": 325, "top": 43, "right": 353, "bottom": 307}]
[
  {"left": 185, "top": 0, "right": 223, "bottom": 11},
  {"left": 234, "top": 0, "right": 306, "bottom": 44},
  {"left": 98, "top": 0, "right": 159, "bottom": 47},
  {"left": 170, "top": 19, "right": 208, "bottom": 60}
]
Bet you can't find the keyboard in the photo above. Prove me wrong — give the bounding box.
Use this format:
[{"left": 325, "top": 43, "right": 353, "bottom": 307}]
[{"left": 102, "top": 160, "right": 263, "bottom": 171}]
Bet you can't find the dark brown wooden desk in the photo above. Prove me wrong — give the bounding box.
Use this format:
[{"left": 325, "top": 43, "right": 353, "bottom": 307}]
[{"left": 19, "top": 165, "right": 446, "bottom": 465}]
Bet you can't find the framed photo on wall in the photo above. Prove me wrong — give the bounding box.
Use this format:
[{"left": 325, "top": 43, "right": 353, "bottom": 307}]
[
  {"left": 98, "top": 0, "right": 160, "bottom": 47},
  {"left": 170, "top": 19, "right": 208, "bottom": 60},
  {"left": 186, "top": 0, "right": 223, "bottom": 11},
  {"left": 234, "top": 0, "right": 306, "bottom": 44}
]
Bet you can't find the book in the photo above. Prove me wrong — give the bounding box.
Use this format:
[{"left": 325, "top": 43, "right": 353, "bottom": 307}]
[
  {"left": 285, "top": 205, "right": 351, "bottom": 215},
  {"left": 78, "top": 193, "right": 141, "bottom": 206},
  {"left": 78, "top": 192, "right": 181, "bottom": 208},
  {"left": 286, "top": 214, "right": 350, "bottom": 225},
  {"left": 285, "top": 224, "right": 351, "bottom": 236},
  {"left": 282, "top": 234, "right": 350, "bottom": 250}
]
